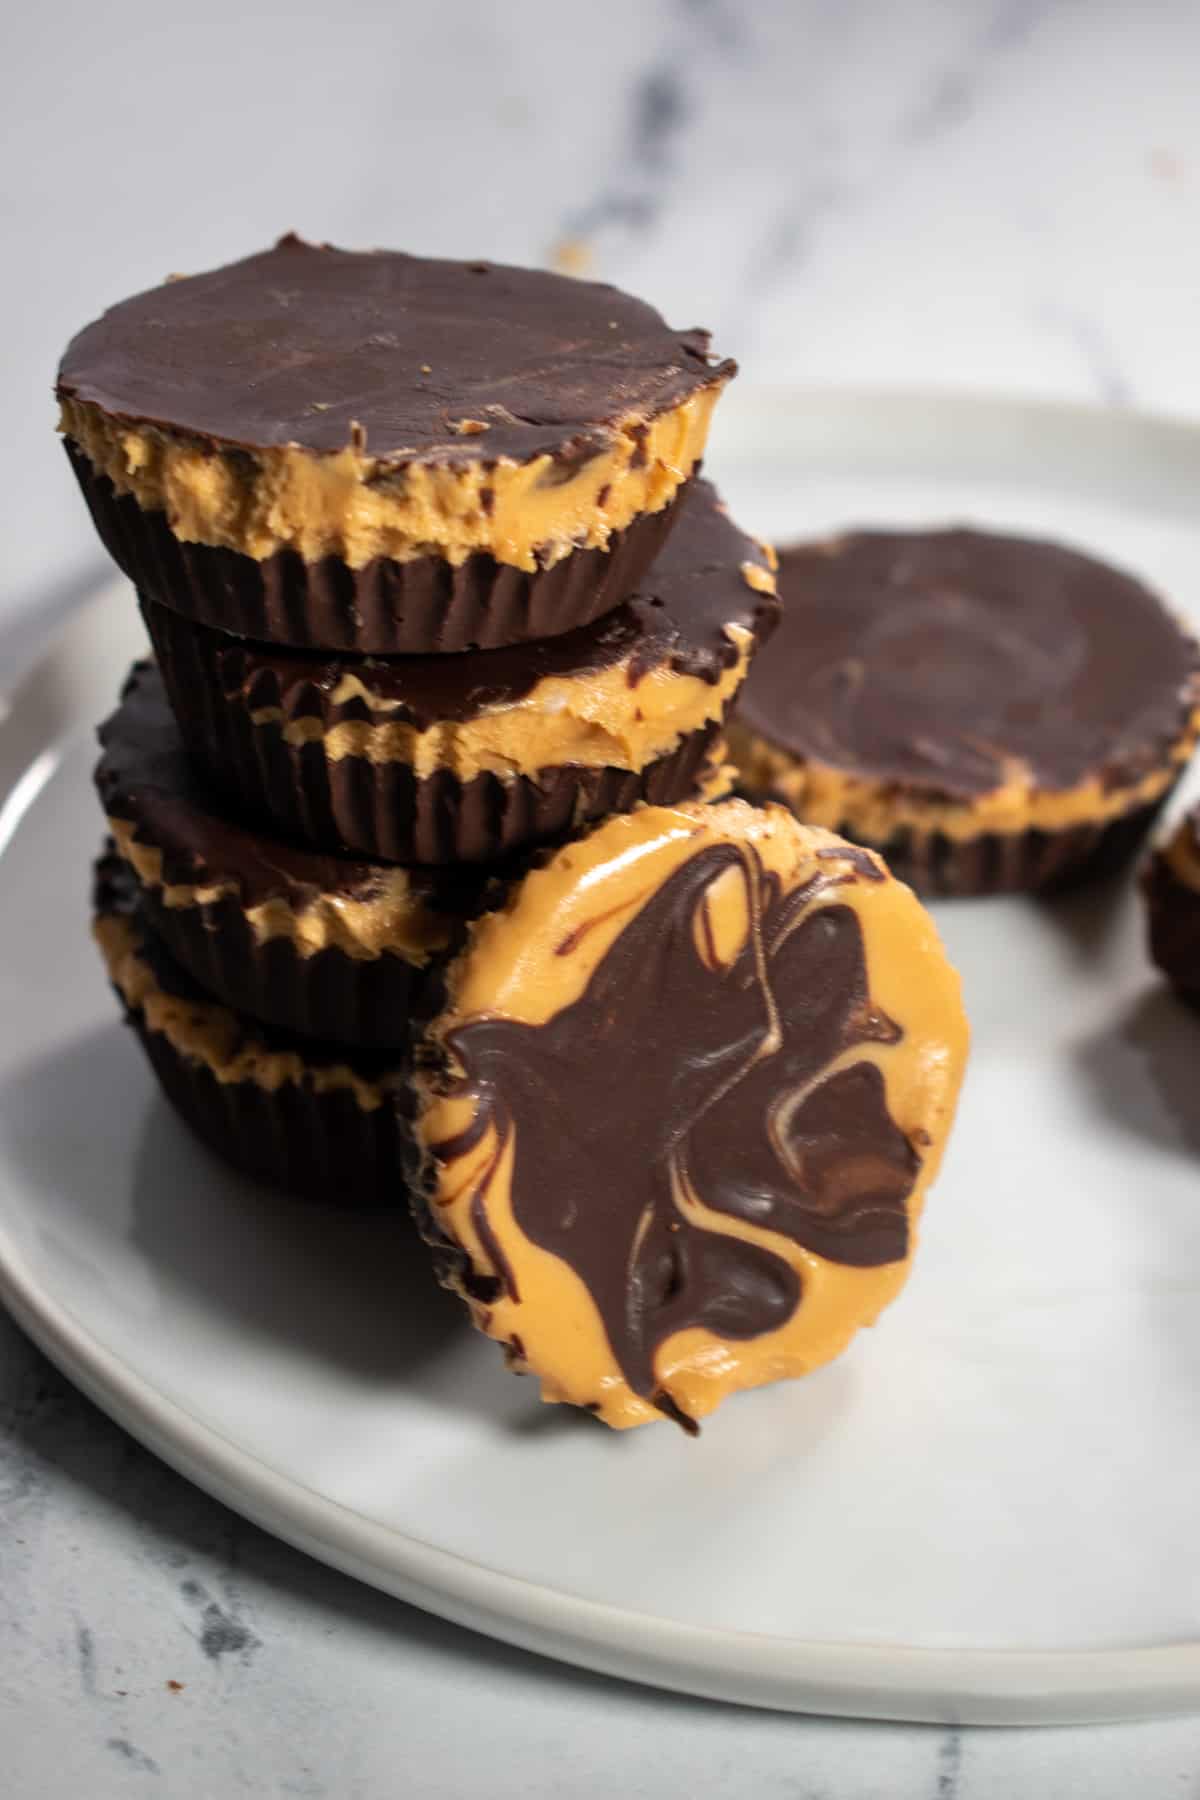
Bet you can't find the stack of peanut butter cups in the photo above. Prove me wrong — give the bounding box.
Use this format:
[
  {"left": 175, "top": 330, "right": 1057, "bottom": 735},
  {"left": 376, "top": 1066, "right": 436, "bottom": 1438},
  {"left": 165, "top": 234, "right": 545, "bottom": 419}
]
[
  {"left": 58, "top": 238, "right": 981, "bottom": 1434},
  {"left": 59, "top": 235, "right": 776, "bottom": 1204}
]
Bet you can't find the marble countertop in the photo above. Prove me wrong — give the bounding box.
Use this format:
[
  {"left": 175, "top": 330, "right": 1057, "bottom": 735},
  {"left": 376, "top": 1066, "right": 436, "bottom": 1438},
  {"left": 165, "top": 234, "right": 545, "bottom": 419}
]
[
  {"left": 9, "top": 1306, "right": 1200, "bottom": 1800},
  {"left": 7, "top": 1, "right": 1200, "bottom": 1792}
]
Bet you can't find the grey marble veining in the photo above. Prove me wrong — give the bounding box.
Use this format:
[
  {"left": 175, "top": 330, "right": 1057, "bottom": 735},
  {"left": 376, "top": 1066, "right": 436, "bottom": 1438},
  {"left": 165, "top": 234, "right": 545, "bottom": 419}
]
[
  {"left": 8, "top": 1305, "right": 1200, "bottom": 1799},
  {"left": 8, "top": 0, "right": 1200, "bottom": 660}
]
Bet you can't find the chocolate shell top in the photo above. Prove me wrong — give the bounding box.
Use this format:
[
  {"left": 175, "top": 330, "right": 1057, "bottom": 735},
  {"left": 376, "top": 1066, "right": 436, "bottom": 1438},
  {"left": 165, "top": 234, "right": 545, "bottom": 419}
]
[
  {"left": 96, "top": 662, "right": 474, "bottom": 915},
  {"left": 153, "top": 479, "right": 779, "bottom": 730},
  {"left": 58, "top": 235, "right": 734, "bottom": 466},
  {"left": 739, "top": 527, "right": 1200, "bottom": 798}
]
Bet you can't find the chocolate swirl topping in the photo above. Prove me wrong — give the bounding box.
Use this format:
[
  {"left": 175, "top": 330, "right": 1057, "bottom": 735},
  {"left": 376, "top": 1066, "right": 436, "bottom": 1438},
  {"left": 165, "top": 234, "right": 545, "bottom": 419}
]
[
  {"left": 436, "top": 841, "right": 920, "bottom": 1418},
  {"left": 58, "top": 235, "right": 733, "bottom": 467},
  {"left": 740, "top": 528, "right": 1200, "bottom": 798}
]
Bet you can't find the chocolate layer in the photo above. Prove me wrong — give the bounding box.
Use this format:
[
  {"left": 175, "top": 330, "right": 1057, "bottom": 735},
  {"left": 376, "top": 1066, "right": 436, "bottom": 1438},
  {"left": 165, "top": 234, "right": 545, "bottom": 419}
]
[
  {"left": 740, "top": 527, "right": 1200, "bottom": 798},
  {"left": 141, "top": 479, "right": 776, "bottom": 729},
  {"left": 94, "top": 856, "right": 416, "bottom": 1207},
  {"left": 156, "top": 647, "right": 724, "bottom": 862},
  {"left": 427, "top": 838, "right": 920, "bottom": 1418},
  {"left": 867, "top": 800, "right": 1173, "bottom": 897},
  {"left": 59, "top": 236, "right": 732, "bottom": 466},
  {"left": 1144, "top": 807, "right": 1200, "bottom": 1005},
  {"left": 133, "top": 894, "right": 440, "bottom": 1049},
  {"left": 133, "top": 1013, "right": 412, "bottom": 1206},
  {"left": 145, "top": 478, "right": 766, "bottom": 865},
  {"left": 70, "top": 444, "right": 684, "bottom": 654},
  {"left": 96, "top": 664, "right": 478, "bottom": 1043}
]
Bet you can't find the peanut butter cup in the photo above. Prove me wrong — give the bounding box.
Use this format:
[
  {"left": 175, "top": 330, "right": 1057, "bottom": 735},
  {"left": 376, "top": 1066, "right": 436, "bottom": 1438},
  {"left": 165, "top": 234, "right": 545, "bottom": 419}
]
[
  {"left": 144, "top": 480, "right": 777, "bottom": 864},
  {"left": 1143, "top": 803, "right": 1200, "bottom": 1006},
  {"left": 59, "top": 235, "right": 734, "bottom": 653},
  {"left": 731, "top": 527, "right": 1200, "bottom": 895},
  {"left": 413, "top": 800, "right": 968, "bottom": 1432},
  {"left": 93, "top": 855, "right": 416, "bottom": 1205},
  {"left": 96, "top": 665, "right": 479, "bottom": 1046}
]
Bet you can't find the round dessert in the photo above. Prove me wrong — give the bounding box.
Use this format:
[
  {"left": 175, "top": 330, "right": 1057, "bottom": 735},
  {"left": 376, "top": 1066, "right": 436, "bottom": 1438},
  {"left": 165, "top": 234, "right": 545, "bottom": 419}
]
[
  {"left": 59, "top": 235, "right": 734, "bottom": 653},
  {"left": 144, "top": 479, "right": 778, "bottom": 865},
  {"left": 730, "top": 527, "right": 1200, "bottom": 895},
  {"left": 93, "top": 854, "right": 415, "bottom": 1206},
  {"left": 96, "top": 663, "right": 481, "bottom": 1046},
  {"left": 414, "top": 799, "right": 968, "bottom": 1432},
  {"left": 1143, "top": 803, "right": 1200, "bottom": 1006}
]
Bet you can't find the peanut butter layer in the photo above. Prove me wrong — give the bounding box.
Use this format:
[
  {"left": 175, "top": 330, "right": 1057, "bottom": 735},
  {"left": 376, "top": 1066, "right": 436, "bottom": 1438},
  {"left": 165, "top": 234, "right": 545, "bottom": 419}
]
[
  {"left": 97, "top": 664, "right": 470, "bottom": 964},
  {"left": 94, "top": 898, "right": 405, "bottom": 1112},
  {"left": 58, "top": 236, "right": 733, "bottom": 571},
  {"left": 416, "top": 800, "right": 968, "bottom": 1432},
  {"left": 734, "top": 527, "right": 1200, "bottom": 849},
  {"left": 151, "top": 479, "right": 778, "bottom": 785},
  {"left": 728, "top": 721, "right": 1200, "bottom": 843},
  {"left": 248, "top": 637, "right": 753, "bottom": 780}
]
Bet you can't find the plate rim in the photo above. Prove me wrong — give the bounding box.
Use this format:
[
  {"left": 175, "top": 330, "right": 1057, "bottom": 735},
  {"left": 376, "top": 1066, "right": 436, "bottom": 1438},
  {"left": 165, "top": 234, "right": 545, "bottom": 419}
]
[
  {"left": 6, "top": 385, "right": 1200, "bottom": 1726},
  {"left": 711, "top": 376, "right": 1200, "bottom": 463}
]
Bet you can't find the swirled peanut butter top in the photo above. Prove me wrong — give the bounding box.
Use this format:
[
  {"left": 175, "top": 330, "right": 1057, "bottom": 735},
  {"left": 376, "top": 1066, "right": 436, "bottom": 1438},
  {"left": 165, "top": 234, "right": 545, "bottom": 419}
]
[{"left": 419, "top": 800, "right": 968, "bottom": 1431}]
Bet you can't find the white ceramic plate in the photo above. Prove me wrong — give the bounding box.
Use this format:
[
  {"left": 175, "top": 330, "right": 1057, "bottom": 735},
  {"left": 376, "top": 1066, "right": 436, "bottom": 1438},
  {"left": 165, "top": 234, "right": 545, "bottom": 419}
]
[{"left": 4, "top": 389, "right": 1200, "bottom": 1726}]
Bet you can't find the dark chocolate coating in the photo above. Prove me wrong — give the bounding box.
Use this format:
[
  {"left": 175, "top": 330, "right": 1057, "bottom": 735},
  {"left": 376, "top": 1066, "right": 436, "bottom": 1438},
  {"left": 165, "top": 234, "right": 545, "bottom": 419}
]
[
  {"left": 68, "top": 444, "right": 684, "bottom": 654},
  {"left": 860, "top": 798, "right": 1173, "bottom": 898},
  {"left": 97, "top": 661, "right": 470, "bottom": 910},
  {"left": 94, "top": 855, "right": 417, "bottom": 1207},
  {"left": 154, "top": 616, "right": 725, "bottom": 864},
  {"left": 58, "top": 235, "right": 732, "bottom": 465},
  {"left": 141, "top": 478, "right": 777, "bottom": 731},
  {"left": 1144, "top": 810, "right": 1200, "bottom": 1005},
  {"left": 132, "top": 886, "right": 440, "bottom": 1050},
  {"left": 434, "top": 843, "right": 919, "bottom": 1411},
  {"left": 132, "top": 1015, "right": 410, "bottom": 1206},
  {"left": 95, "top": 665, "right": 477, "bottom": 1043},
  {"left": 740, "top": 528, "right": 1200, "bottom": 799}
]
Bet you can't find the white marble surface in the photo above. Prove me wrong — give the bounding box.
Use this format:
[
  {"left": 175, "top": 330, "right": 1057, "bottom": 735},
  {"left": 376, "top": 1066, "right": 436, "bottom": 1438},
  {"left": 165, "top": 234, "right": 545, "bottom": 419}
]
[
  {"left": 7, "top": 1, "right": 1200, "bottom": 1792},
  {"left": 8, "top": 0, "right": 1200, "bottom": 673}
]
